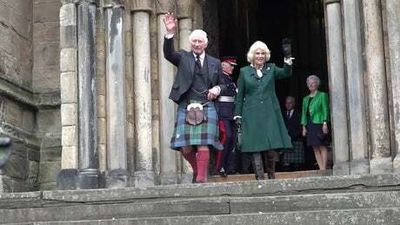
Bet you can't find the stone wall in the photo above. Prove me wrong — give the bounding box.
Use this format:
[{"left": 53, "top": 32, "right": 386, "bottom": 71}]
[
  {"left": 0, "top": 0, "right": 33, "bottom": 89},
  {"left": 0, "top": 0, "right": 39, "bottom": 192},
  {"left": 0, "top": 0, "right": 62, "bottom": 192},
  {"left": 32, "top": 0, "right": 62, "bottom": 190}
]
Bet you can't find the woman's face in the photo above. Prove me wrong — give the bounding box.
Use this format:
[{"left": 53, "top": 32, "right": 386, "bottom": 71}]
[
  {"left": 254, "top": 49, "right": 266, "bottom": 67},
  {"left": 308, "top": 79, "right": 319, "bottom": 92}
]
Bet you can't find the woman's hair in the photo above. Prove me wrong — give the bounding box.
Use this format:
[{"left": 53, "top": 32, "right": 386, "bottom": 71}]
[
  {"left": 247, "top": 41, "right": 271, "bottom": 63},
  {"left": 189, "top": 29, "right": 208, "bottom": 44},
  {"left": 306, "top": 75, "right": 321, "bottom": 87}
]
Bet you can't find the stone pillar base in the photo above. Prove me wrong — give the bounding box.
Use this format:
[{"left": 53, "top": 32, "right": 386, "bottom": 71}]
[
  {"left": 180, "top": 172, "right": 194, "bottom": 184},
  {"left": 370, "top": 157, "right": 392, "bottom": 174},
  {"left": 78, "top": 168, "right": 100, "bottom": 189},
  {"left": 105, "top": 169, "right": 129, "bottom": 188},
  {"left": 392, "top": 156, "right": 400, "bottom": 173},
  {"left": 132, "top": 170, "right": 154, "bottom": 188},
  {"left": 57, "top": 169, "right": 79, "bottom": 190},
  {"left": 350, "top": 159, "right": 370, "bottom": 175},
  {"left": 159, "top": 172, "right": 178, "bottom": 185},
  {"left": 333, "top": 161, "right": 350, "bottom": 175}
]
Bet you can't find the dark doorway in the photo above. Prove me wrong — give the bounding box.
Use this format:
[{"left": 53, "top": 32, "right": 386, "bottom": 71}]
[
  {"left": 204, "top": 0, "right": 328, "bottom": 102},
  {"left": 203, "top": 0, "right": 329, "bottom": 173}
]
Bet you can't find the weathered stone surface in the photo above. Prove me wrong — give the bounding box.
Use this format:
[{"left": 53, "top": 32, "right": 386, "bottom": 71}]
[
  {"left": 61, "top": 104, "right": 77, "bottom": 126},
  {"left": 37, "top": 109, "right": 61, "bottom": 137},
  {"left": 77, "top": 3, "right": 98, "bottom": 174},
  {"left": 105, "top": 7, "right": 127, "bottom": 172},
  {"left": 33, "top": 208, "right": 400, "bottom": 225},
  {"left": 326, "top": 1, "right": 350, "bottom": 175},
  {"left": 133, "top": 11, "right": 153, "bottom": 186},
  {"left": 2, "top": 174, "right": 400, "bottom": 224},
  {"left": 39, "top": 161, "right": 61, "bottom": 184},
  {"left": 362, "top": 0, "right": 391, "bottom": 162},
  {"left": 33, "top": 68, "right": 60, "bottom": 95},
  {"left": 60, "top": 72, "right": 77, "bottom": 104},
  {"left": 3, "top": 142, "right": 29, "bottom": 180},
  {"left": 33, "top": 0, "right": 61, "bottom": 23},
  {"left": 61, "top": 126, "right": 77, "bottom": 147},
  {"left": 61, "top": 146, "right": 78, "bottom": 169},
  {"left": 342, "top": 0, "right": 369, "bottom": 175},
  {"left": 386, "top": 0, "right": 400, "bottom": 172},
  {"left": 60, "top": 48, "right": 77, "bottom": 73},
  {"left": 38, "top": 174, "right": 400, "bottom": 202}
]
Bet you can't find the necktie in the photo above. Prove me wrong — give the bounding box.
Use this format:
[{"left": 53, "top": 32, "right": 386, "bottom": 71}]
[
  {"left": 287, "top": 111, "right": 291, "bottom": 119},
  {"left": 195, "top": 54, "right": 202, "bottom": 69}
]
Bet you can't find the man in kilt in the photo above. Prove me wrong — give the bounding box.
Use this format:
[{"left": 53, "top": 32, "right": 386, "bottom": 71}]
[{"left": 163, "top": 13, "right": 226, "bottom": 183}]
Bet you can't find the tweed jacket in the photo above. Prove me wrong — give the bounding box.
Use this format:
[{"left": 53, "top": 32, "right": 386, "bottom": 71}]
[{"left": 163, "top": 37, "right": 225, "bottom": 103}]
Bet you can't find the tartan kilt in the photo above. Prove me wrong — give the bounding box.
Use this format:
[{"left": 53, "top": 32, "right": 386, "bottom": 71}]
[
  {"left": 282, "top": 140, "right": 305, "bottom": 164},
  {"left": 171, "top": 102, "right": 223, "bottom": 150}
]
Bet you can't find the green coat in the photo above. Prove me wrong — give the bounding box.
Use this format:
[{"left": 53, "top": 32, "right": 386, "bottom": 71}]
[
  {"left": 235, "top": 63, "right": 293, "bottom": 152},
  {"left": 300, "top": 91, "right": 330, "bottom": 125}
]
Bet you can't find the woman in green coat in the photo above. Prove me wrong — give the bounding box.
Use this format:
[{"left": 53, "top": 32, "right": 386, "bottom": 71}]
[{"left": 235, "top": 41, "right": 293, "bottom": 179}]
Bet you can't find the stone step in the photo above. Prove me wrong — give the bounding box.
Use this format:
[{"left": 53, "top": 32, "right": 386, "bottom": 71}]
[
  {"left": 22, "top": 207, "right": 400, "bottom": 225},
  {"left": 2, "top": 173, "right": 400, "bottom": 224},
  {"left": 209, "top": 169, "right": 332, "bottom": 182},
  {"left": 2, "top": 190, "right": 400, "bottom": 224}
]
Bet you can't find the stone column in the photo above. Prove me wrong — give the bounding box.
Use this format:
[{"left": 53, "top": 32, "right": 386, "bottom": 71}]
[
  {"left": 77, "top": 0, "right": 99, "bottom": 188},
  {"left": 386, "top": 0, "right": 400, "bottom": 172},
  {"left": 324, "top": 0, "right": 350, "bottom": 175},
  {"left": 96, "top": 2, "right": 107, "bottom": 173},
  {"left": 156, "top": 0, "right": 178, "bottom": 185},
  {"left": 102, "top": 0, "right": 129, "bottom": 187},
  {"left": 130, "top": 0, "right": 154, "bottom": 187},
  {"left": 362, "top": 0, "right": 391, "bottom": 174},
  {"left": 177, "top": 0, "right": 193, "bottom": 183},
  {"left": 177, "top": 0, "right": 193, "bottom": 51},
  {"left": 342, "top": 0, "right": 369, "bottom": 174},
  {"left": 58, "top": 0, "right": 79, "bottom": 190},
  {"left": 124, "top": 4, "right": 135, "bottom": 181}
]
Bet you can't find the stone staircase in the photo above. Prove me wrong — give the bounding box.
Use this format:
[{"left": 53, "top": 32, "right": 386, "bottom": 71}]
[{"left": 2, "top": 173, "right": 400, "bottom": 225}]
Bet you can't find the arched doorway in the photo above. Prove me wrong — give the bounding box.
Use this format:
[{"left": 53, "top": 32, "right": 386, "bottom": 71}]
[{"left": 203, "top": 0, "right": 330, "bottom": 175}]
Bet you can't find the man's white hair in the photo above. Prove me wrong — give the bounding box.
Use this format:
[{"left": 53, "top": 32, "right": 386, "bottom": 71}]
[{"left": 189, "top": 29, "right": 208, "bottom": 44}]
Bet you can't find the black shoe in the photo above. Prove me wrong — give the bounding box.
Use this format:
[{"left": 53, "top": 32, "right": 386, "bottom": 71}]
[
  {"left": 267, "top": 172, "right": 275, "bottom": 179},
  {"left": 219, "top": 168, "right": 228, "bottom": 177}
]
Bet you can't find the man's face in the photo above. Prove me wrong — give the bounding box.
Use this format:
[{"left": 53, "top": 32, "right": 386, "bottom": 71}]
[
  {"left": 190, "top": 37, "right": 207, "bottom": 55},
  {"left": 221, "top": 62, "right": 234, "bottom": 75},
  {"left": 285, "top": 99, "right": 295, "bottom": 110}
]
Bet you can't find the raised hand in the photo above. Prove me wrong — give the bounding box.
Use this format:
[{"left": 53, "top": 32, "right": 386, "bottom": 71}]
[{"left": 163, "top": 12, "right": 177, "bottom": 34}]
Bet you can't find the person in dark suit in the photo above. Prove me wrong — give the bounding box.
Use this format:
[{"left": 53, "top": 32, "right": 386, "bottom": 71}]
[
  {"left": 163, "top": 12, "right": 226, "bottom": 183},
  {"left": 282, "top": 96, "right": 304, "bottom": 171},
  {"left": 215, "top": 57, "right": 238, "bottom": 177},
  {"left": 301, "top": 75, "right": 330, "bottom": 170}
]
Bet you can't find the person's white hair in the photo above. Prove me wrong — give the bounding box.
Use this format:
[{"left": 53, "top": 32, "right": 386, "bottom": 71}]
[
  {"left": 247, "top": 41, "right": 271, "bottom": 64},
  {"left": 306, "top": 75, "right": 321, "bottom": 87},
  {"left": 189, "top": 29, "right": 208, "bottom": 44}
]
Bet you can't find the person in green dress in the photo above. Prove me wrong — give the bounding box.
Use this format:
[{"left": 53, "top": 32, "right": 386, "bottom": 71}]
[{"left": 234, "top": 41, "right": 294, "bottom": 179}]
